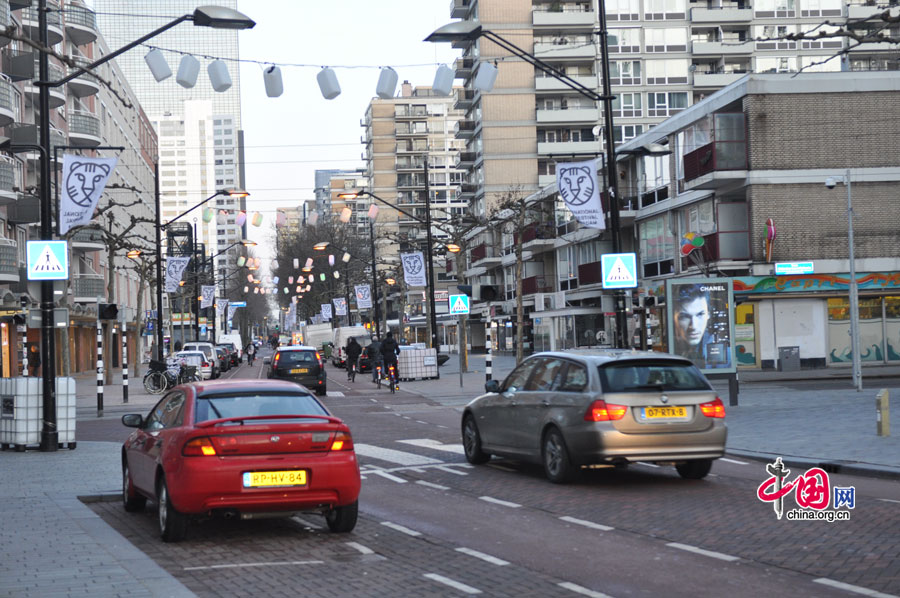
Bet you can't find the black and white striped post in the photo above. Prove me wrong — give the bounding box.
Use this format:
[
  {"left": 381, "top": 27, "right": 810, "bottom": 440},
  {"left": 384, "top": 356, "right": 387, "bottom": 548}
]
[
  {"left": 485, "top": 315, "right": 492, "bottom": 383},
  {"left": 96, "top": 318, "right": 103, "bottom": 417},
  {"left": 120, "top": 321, "right": 128, "bottom": 404}
]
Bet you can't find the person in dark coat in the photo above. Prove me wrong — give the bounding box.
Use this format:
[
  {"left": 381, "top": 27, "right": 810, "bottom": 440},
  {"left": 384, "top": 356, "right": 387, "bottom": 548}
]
[
  {"left": 345, "top": 337, "right": 362, "bottom": 380},
  {"left": 380, "top": 332, "right": 400, "bottom": 378}
]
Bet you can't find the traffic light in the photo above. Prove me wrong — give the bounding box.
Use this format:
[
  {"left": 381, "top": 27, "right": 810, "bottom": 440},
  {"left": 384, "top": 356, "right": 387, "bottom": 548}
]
[
  {"left": 456, "top": 284, "right": 500, "bottom": 302},
  {"left": 98, "top": 303, "right": 118, "bottom": 320}
]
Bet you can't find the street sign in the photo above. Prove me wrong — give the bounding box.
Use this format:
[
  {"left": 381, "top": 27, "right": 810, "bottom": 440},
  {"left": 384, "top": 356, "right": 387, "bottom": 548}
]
[
  {"left": 434, "top": 290, "right": 449, "bottom": 302},
  {"left": 775, "top": 262, "right": 814, "bottom": 275},
  {"left": 26, "top": 240, "right": 69, "bottom": 281},
  {"left": 601, "top": 253, "right": 638, "bottom": 289},
  {"left": 449, "top": 294, "right": 470, "bottom": 315},
  {"left": 230, "top": 301, "right": 247, "bottom": 307}
]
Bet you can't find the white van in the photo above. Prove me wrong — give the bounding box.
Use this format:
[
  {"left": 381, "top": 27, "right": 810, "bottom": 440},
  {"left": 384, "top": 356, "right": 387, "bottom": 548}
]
[
  {"left": 331, "top": 326, "right": 372, "bottom": 368},
  {"left": 217, "top": 333, "right": 244, "bottom": 360}
]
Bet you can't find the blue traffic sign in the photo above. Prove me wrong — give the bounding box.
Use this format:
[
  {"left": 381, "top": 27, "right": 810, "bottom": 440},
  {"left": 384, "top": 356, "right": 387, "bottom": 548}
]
[
  {"left": 230, "top": 301, "right": 247, "bottom": 307},
  {"left": 601, "top": 253, "right": 638, "bottom": 289},
  {"left": 775, "top": 262, "right": 814, "bottom": 275},
  {"left": 449, "top": 294, "right": 470, "bottom": 315},
  {"left": 27, "top": 240, "right": 69, "bottom": 281}
]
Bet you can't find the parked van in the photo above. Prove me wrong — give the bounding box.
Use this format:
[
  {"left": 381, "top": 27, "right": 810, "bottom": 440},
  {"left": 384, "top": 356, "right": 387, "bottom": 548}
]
[
  {"left": 182, "top": 342, "right": 219, "bottom": 378},
  {"left": 331, "top": 326, "right": 372, "bottom": 368},
  {"left": 216, "top": 333, "right": 244, "bottom": 360}
]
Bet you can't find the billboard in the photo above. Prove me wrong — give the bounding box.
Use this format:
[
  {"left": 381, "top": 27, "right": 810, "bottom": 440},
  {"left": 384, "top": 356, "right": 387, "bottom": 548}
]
[{"left": 666, "top": 278, "right": 735, "bottom": 373}]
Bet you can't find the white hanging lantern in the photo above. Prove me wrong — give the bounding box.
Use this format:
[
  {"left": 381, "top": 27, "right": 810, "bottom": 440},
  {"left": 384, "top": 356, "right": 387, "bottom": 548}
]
[
  {"left": 208, "top": 59, "right": 232, "bottom": 92},
  {"left": 308, "top": 274, "right": 314, "bottom": 283},
  {"left": 376, "top": 66, "right": 398, "bottom": 99},
  {"left": 236, "top": 256, "right": 246, "bottom": 267},
  {"left": 243, "top": 286, "right": 249, "bottom": 293},
  {"left": 273, "top": 276, "right": 280, "bottom": 284},
  {"left": 176, "top": 54, "right": 200, "bottom": 88},
  {"left": 333, "top": 271, "right": 340, "bottom": 279},
  {"left": 328, "top": 254, "right": 335, "bottom": 267},
  {"left": 432, "top": 64, "right": 454, "bottom": 96},
  {"left": 236, "top": 211, "right": 247, "bottom": 227},
  {"left": 308, "top": 212, "right": 319, "bottom": 226},
  {"left": 144, "top": 48, "right": 172, "bottom": 82},
  {"left": 247, "top": 274, "right": 254, "bottom": 282},
  {"left": 251, "top": 212, "right": 264, "bottom": 227},
  {"left": 288, "top": 276, "right": 294, "bottom": 284},
  {"left": 217, "top": 210, "right": 227, "bottom": 225},
  {"left": 293, "top": 258, "right": 299, "bottom": 269},
  {"left": 342, "top": 252, "right": 351, "bottom": 263},
  {"left": 254, "top": 287, "right": 259, "bottom": 294},
  {"left": 276, "top": 211, "right": 287, "bottom": 226},
  {"left": 263, "top": 65, "right": 283, "bottom": 98},
  {"left": 317, "top": 67, "right": 341, "bottom": 100},
  {"left": 368, "top": 204, "right": 379, "bottom": 220},
  {"left": 296, "top": 286, "right": 302, "bottom": 293},
  {"left": 339, "top": 207, "right": 352, "bottom": 223},
  {"left": 305, "top": 257, "right": 313, "bottom": 269},
  {"left": 473, "top": 62, "right": 499, "bottom": 92}
]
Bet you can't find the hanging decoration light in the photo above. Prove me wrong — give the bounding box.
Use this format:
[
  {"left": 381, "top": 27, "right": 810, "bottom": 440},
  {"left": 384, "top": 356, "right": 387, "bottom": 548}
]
[
  {"left": 144, "top": 48, "right": 172, "bottom": 82},
  {"left": 328, "top": 254, "right": 335, "bottom": 266},
  {"left": 305, "top": 257, "right": 314, "bottom": 269},
  {"left": 288, "top": 276, "right": 294, "bottom": 284},
  {"left": 339, "top": 207, "right": 352, "bottom": 223},
  {"left": 293, "top": 258, "right": 299, "bottom": 269},
  {"left": 432, "top": 64, "right": 454, "bottom": 95},
  {"left": 243, "top": 285, "right": 249, "bottom": 293},
  {"left": 236, "top": 256, "right": 246, "bottom": 267},
  {"left": 207, "top": 59, "right": 232, "bottom": 92},
  {"left": 276, "top": 211, "right": 287, "bottom": 226},
  {"left": 473, "top": 62, "right": 499, "bottom": 92},
  {"left": 308, "top": 212, "right": 319, "bottom": 226},
  {"left": 308, "top": 274, "right": 314, "bottom": 283},
  {"left": 202, "top": 207, "right": 214, "bottom": 223},
  {"left": 176, "top": 54, "right": 200, "bottom": 88},
  {"left": 368, "top": 204, "right": 379, "bottom": 220},
  {"left": 376, "top": 66, "right": 398, "bottom": 99},
  {"left": 317, "top": 67, "right": 341, "bottom": 99},
  {"left": 263, "top": 65, "right": 284, "bottom": 97},
  {"left": 296, "top": 285, "right": 302, "bottom": 293},
  {"left": 342, "top": 252, "right": 351, "bottom": 263},
  {"left": 334, "top": 271, "right": 340, "bottom": 279},
  {"left": 319, "top": 273, "right": 326, "bottom": 281},
  {"left": 217, "top": 210, "right": 227, "bottom": 225},
  {"left": 251, "top": 212, "right": 264, "bottom": 227},
  {"left": 247, "top": 274, "right": 254, "bottom": 282}
]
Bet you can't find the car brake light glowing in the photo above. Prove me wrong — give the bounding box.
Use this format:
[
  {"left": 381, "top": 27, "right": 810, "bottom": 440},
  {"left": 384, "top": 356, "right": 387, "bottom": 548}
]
[
  {"left": 274, "top": 353, "right": 281, "bottom": 366},
  {"left": 330, "top": 431, "right": 353, "bottom": 451},
  {"left": 183, "top": 436, "right": 217, "bottom": 456},
  {"left": 584, "top": 400, "right": 627, "bottom": 422},
  {"left": 700, "top": 397, "right": 726, "bottom": 418}
]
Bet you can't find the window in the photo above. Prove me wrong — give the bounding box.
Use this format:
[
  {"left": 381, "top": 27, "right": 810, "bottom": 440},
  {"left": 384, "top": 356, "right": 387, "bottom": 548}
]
[
  {"left": 645, "top": 0, "right": 687, "bottom": 19},
  {"left": 610, "top": 60, "right": 641, "bottom": 85},
  {"left": 639, "top": 212, "right": 676, "bottom": 277},
  {"left": 612, "top": 92, "right": 642, "bottom": 117},
  {"left": 559, "top": 362, "right": 588, "bottom": 391},
  {"left": 644, "top": 28, "right": 688, "bottom": 52},
  {"left": 607, "top": 0, "right": 640, "bottom": 20},
  {"left": 754, "top": 0, "right": 795, "bottom": 17},
  {"left": 523, "top": 358, "right": 566, "bottom": 391},
  {"left": 647, "top": 92, "right": 688, "bottom": 117},
  {"left": 502, "top": 359, "right": 539, "bottom": 393},
  {"left": 614, "top": 124, "right": 643, "bottom": 143},
  {"left": 755, "top": 56, "right": 796, "bottom": 73},
  {"left": 609, "top": 28, "right": 641, "bottom": 53},
  {"left": 145, "top": 393, "right": 185, "bottom": 431},
  {"left": 755, "top": 25, "right": 797, "bottom": 50},
  {"left": 646, "top": 59, "right": 689, "bottom": 84}
]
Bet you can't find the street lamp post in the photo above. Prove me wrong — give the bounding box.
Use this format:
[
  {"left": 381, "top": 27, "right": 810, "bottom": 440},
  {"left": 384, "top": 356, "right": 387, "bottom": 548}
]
[
  {"left": 426, "top": 19, "right": 627, "bottom": 348},
  {"left": 370, "top": 220, "right": 381, "bottom": 337}
]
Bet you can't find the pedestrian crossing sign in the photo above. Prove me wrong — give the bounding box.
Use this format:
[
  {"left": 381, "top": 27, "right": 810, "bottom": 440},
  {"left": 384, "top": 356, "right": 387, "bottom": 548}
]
[
  {"left": 601, "top": 252, "right": 637, "bottom": 289},
  {"left": 27, "top": 240, "right": 69, "bottom": 281},
  {"left": 449, "top": 294, "right": 470, "bottom": 315}
]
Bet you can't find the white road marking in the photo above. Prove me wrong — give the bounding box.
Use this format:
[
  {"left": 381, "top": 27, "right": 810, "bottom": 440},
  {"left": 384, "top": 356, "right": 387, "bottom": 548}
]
[
  {"left": 423, "top": 573, "right": 482, "bottom": 595},
  {"left": 368, "top": 470, "right": 408, "bottom": 484},
  {"left": 666, "top": 542, "right": 740, "bottom": 562},
  {"left": 487, "top": 464, "right": 516, "bottom": 472},
  {"left": 636, "top": 462, "right": 660, "bottom": 468},
  {"left": 415, "top": 420, "right": 428, "bottom": 424},
  {"left": 381, "top": 521, "right": 422, "bottom": 537},
  {"left": 354, "top": 443, "right": 443, "bottom": 466},
  {"left": 346, "top": 542, "right": 374, "bottom": 555},
  {"left": 877, "top": 498, "right": 900, "bottom": 504},
  {"left": 813, "top": 578, "right": 899, "bottom": 597},
  {"left": 455, "top": 547, "right": 509, "bottom": 566},
  {"left": 479, "top": 496, "right": 521, "bottom": 508},
  {"left": 559, "top": 516, "right": 614, "bottom": 532},
  {"left": 558, "top": 581, "right": 617, "bottom": 598},
  {"left": 326, "top": 391, "right": 345, "bottom": 397},
  {"left": 720, "top": 457, "right": 749, "bottom": 465},
  {"left": 369, "top": 398, "right": 378, "bottom": 402},
  {"left": 416, "top": 480, "right": 449, "bottom": 491},
  {"left": 184, "top": 560, "right": 324, "bottom": 571},
  {"left": 399, "top": 439, "right": 466, "bottom": 455},
  {"left": 437, "top": 424, "right": 449, "bottom": 429},
  {"left": 435, "top": 465, "right": 469, "bottom": 476}
]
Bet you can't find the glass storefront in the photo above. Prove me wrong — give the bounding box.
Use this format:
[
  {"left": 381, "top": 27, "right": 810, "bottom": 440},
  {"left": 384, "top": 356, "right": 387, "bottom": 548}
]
[{"left": 827, "top": 296, "right": 897, "bottom": 364}]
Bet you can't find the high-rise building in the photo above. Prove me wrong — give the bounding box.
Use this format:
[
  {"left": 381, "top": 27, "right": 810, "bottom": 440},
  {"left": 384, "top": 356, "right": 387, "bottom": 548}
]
[{"left": 94, "top": 0, "right": 246, "bottom": 281}]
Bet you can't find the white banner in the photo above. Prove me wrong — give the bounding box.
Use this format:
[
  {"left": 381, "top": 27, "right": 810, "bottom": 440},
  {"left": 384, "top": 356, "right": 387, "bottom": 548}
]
[
  {"left": 333, "top": 297, "right": 347, "bottom": 316},
  {"left": 164, "top": 257, "right": 191, "bottom": 292},
  {"left": 60, "top": 155, "right": 118, "bottom": 235},
  {"left": 321, "top": 304, "right": 332, "bottom": 320},
  {"left": 355, "top": 284, "right": 372, "bottom": 309},
  {"left": 216, "top": 299, "right": 229, "bottom": 317},
  {"left": 557, "top": 160, "right": 606, "bottom": 230},
  {"left": 401, "top": 251, "right": 427, "bottom": 287},
  {"left": 227, "top": 304, "right": 239, "bottom": 322},
  {"left": 200, "top": 285, "right": 216, "bottom": 309}
]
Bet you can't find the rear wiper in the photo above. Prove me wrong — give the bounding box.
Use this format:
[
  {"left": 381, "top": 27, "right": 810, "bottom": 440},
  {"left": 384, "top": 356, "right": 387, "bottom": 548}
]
[{"left": 206, "top": 400, "right": 224, "bottom": 420}]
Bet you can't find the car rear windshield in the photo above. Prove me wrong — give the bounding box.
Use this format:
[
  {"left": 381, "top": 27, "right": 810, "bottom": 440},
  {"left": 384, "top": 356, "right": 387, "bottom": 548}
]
[
  {"left": 195, "top": 393, "right": 329, "bottom": 423},
  {"left": 277, "top": 351, "right": 318, "bottom": 365},
  {"left": 599, "top": 361, "right": 712, "bottom": 393}
]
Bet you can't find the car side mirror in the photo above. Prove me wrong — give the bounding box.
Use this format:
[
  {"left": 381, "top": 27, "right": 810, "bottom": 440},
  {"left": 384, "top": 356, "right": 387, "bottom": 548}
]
[
  {"left": 263, "top": 357, "right": 271, "bottom": 364},
  {"left": 485, "top": 379, "right": 501, "bottom": 393},
  {"left": 121, "top": 414, "right": 143, "bottom": 428}
]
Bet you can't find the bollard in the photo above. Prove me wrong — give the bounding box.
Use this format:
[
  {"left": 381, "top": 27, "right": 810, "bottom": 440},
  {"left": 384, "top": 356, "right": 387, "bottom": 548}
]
[
  {"left": 876, "top": 389, "right": 890, "bottom": 437},
  {"left": 96, "top": 320, "right": 103, "bottom": 417},
  {"left": 121, "top": 326, "right": 129, "bottom": 404}
]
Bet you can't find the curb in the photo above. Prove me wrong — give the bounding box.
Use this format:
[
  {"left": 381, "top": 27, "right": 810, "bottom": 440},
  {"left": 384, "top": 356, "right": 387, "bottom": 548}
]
[{"left": 727, "top": 449, "right": 900, "bottom": 481}]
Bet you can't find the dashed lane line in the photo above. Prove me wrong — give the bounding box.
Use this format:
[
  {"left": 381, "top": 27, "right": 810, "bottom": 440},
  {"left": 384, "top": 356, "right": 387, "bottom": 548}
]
[
  {"left": 877, "top": 498, "right": 900, "bottom": 504},
  {"left": 666, "top": 542, "right": 740, "bottom": 562},
  {"left": 398, "top": 438, "right": 465, "bottom": 454},
  {"left": 479, "top": 496, "right": 522, "bottom": 508},
  {"left": 559, "top": 516, "right": 614, "bottom": 532},
  {"left": 435, "top": 465, "right": 469, "bottom": 475},
  {"left": 558, "top": 581, "right": 617, "bottom": 598},
  {"left": 720, "top": 457, "right": 750, "bottom": 465},
  {"left": 813, "top": 578, "right": 899, "bottom": 598},
  {"left": 367, "top": 470, "right": 408, "bottom": 484},
  {"left": 326, "top": 391, "right": 345, "bottom": 397},
  {"left": 416, "top": 480, "right": 450, "bottom": 491},
  {"left": 346, "top": 542, "right": 374, "bottom": 555},
  {"left": 184, "top": 560, "right": 324, "bottom": 571},
  {"left": 423, "top": 573, "right": 482, "bottom": 595},
  {"left": 380, "top": 521, "right": 422, "bottom": 537},
  {"left": 455, "top": 547, "right": 509, "bottom": 566}
]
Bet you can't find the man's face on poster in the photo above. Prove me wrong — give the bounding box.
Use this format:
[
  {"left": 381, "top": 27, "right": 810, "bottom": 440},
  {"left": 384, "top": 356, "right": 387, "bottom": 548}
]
[{"left": 675, "top": 296, "right": 710, "bottom": 347}]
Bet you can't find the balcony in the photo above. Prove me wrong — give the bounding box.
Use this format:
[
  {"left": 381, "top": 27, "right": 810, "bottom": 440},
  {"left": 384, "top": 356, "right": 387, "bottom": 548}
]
[
  {"left": 455, "top": 119, "right": 477, "bottom": 139},
  {"left": 536, "top": 74, "right": 597, "bottom": 92},
  {"left": 522, "top": 275, "right": 553, "bottom": 295},
  {"left": 70, "top": 228, "right": 105, "bottom": 251},
  {"left": 396, "top": 157, "right": 426, "bottom": 171},
  {"left": 396, "top": 125, "right": 428, "bottom": 137},
  {"left": 692, "top": 71, "right": 748, "bottom": 88},
  {"left": 534, "top": 41, "right": 594, "bottom": 60},
  {"left": 455, "top": 151, "right": 478, "bottom": 169},
  {"left": 66, "top": 55, "right": 101, "bottom": 97},
  {"left": 679, "top": 231, "right": 750, "bottom": 271},
  {"left": 0, "top": 160, "right": 18, "bottom": 204},
  {"left": 454, "top": 88, "right": 476, "bottom": 110},
  {"left": 577, "top": 261, "right": 603, "bottom": 286},
  {"left": 454, "top": 56, "right": 475, "bottom": 78},
  {"left": 7, "top": 122, "right": 66, "bottom": 161},
  {"left": 0, "top": 1, "right": 11, "bottom": 48},
  {"left": 0, "top": 238, "right": 19, "bottom": 283},
  {"left": 20, "top": 6, "right": 64, "bottom": 46},
  {"left": 471, "top": 243, "right": 501, "bottom": 266},
  {"left": 7, "top": 194, "right": 39, "bottom": 224},
  {"left": 450, "top": 0, "right": 471, "bottom": 18},
  {"left": 0, "top": 78, "right": 15, "bottom": 126},
  {"left": 394, "top": 106, "right": 428, "bottom": 120},
  {"left": 538, "top": 140, "right": 600, "bottom": 155},
  {"left": 690, "top": 6, "right": 753, "bottom": 23},
  {"left": 521, "top": 223, "right": 556, "bottom": 249},
  {"left": 682, "top": 140, "right": 747, "bottom": 188},
  {"left": 533, "top": 10, "right": 595, "bottom": 29},
  {"left": 691, "top": 41, "right": 753, "bottom": 56},
  {"left": 26, "top": 61, "right": 66, "bottom": 109},
  {"left": 536, "top": 108, "right": 598, "bottom": 124},
  {"left": 67, "top": 110, "right": 102, "bottom": 147},
  {"left": 458, "top": 182, "right": 480, "bottom": 198},
  {"left": 64, "top": 5, "right": 98, "bottom": 46},
  {"left": 72, "top": 273, "right": 104, "bottom": 302}
]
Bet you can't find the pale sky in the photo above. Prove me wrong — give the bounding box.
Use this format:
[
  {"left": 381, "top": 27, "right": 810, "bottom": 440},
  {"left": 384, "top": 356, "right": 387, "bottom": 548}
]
[{"left": 234, "top": 1, "right": 461, "bottom": 257}]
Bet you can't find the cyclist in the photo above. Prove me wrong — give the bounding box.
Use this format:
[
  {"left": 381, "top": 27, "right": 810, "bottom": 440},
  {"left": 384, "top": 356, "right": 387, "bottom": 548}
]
[
  {"left": 245, "top": 342, "right": 256, "bottom": 365},
  {"left": 345, "top": 337, "right": 362, "bottom": 381},
  {"left": 368, "top": 335, "right": 383, "bottom": 382},
  {"left": 380, "top": 331, "right": 400, "bottom": 385}
]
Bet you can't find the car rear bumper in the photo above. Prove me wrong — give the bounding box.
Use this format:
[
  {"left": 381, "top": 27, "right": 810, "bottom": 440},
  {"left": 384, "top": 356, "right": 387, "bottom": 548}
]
[
  {"left": 167, "top": 452, "right": 361, "bottom": 514},
  {"left": 567, "top": 423, "right": 727, "bottom": 465}
]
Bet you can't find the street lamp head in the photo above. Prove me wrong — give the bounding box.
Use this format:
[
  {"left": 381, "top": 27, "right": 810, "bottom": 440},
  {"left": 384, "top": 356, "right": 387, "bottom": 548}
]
[
  {"left": 386, "top": 277, "right": 396, "bottom": 285},
  {"left": 313, "top": 241, "right": 330, "bottom": 251},
  {"left": 192, "top": 6, "right": 256, "bottom": 30},
  {"left": 126, "top": 250, "right": 142, "bottom": 259},
  {"left": 446, "top": 243, "right": 461, "bottom": 253},
  {"left": 240, "top": 239, "right": 257, "bottom": 246},
  {"left": 825, "top": 177, "right": 837, "bottom": 189},
  {"left": 425, "top": 20, "right": 483, "bottom": 43},
  {"left": 220, "top": 188, "right": 250, "bottom": 198},
  {"left": 337, "top": 192, "right": 362, "bottom": 200}
]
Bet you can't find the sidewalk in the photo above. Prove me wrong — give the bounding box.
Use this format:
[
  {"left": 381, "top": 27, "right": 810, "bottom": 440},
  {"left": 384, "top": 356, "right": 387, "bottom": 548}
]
[{"left": 2, "top": 358, "right": 899, "bottom": 597}]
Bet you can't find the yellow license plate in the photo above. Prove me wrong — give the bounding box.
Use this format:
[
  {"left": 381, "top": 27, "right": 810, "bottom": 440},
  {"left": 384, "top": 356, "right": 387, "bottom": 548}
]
[
  {"left": 290, "top": 368, "right": 309, "bottom": 374},
  {"left": 243, "top": 470, "right": 307, "bottom": 488},
  {"left": 643, "top": 406, "right": 687, "bottom": 419}
]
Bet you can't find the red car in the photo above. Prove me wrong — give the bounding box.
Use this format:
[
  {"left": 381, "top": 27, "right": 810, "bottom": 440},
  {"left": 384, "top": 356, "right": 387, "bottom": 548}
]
[{"left": 120, "top": 379, "right": 361, "bottom": 542}]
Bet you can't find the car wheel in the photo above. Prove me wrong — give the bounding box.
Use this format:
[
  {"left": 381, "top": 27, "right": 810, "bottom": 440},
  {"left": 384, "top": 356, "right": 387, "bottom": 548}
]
[
  {"left": 122, "top": 460, "right": 146, "bottom": 513},
  {"left": 157, "top": 476, "right": 187, "bottom": 542},
  {"left": 325, "top": 500, "right": 358, "bottom": 533},
  {"left": 675, "top": 459, "right": 713, "bottom": 480},
  {"left": 542, "top": 428, "right": 576, "bottom": 484},
  {"left": 461, "top": 415, "right": 490, "bottom": 465}
]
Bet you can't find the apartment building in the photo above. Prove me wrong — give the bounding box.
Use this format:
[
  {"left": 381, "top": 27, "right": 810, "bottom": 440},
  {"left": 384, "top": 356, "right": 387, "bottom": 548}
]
[
  {"left": 0, "top": 0, "right": 158, "bottom": 375},
  {"left": 362, "top": 82, "right": 468, "bottom": 343}
]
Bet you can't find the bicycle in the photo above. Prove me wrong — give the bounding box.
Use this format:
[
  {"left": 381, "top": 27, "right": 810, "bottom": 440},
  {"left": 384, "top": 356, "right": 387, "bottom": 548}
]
[
  {"left": 347, "top": 359, "right": 358, "bottom": 382},
  {"left": 374, "top": 363, "right": 382, "bottom": 389},
  {"left": 386, "top": 362, "right": 398, "bottom": 394},
  {"left": 143, "top": 361, "right": 200, "bottom": 394}
]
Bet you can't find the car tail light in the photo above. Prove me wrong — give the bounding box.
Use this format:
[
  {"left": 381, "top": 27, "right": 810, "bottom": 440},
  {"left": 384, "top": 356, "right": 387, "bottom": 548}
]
[
  {"left": 315, "top": 351, "right": 324, "bottom": 367},
  {"left": 330, "top": 431, "right": 354, "bottom": 451},
  {"left": 700, "top": 397, "right": 726, "bottom": 418},
  {"left": 202, "top": 361, "right": 210, "bottom": 368},
  {"left": 584, "top": 400, "right": 627, "bottom": 422},
  {"left": 274, "top": 353, "right": 281, "bottom": 366},
  {"left": 183, "top": 436, "right": 217, "bottom": 456}
]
